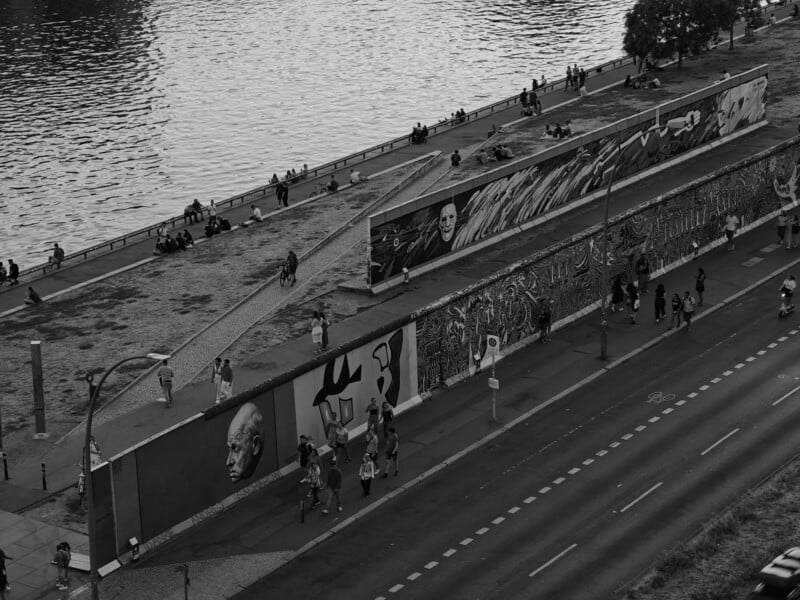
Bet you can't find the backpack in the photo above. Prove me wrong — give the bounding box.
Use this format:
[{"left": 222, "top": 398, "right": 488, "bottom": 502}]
[{"left": 683, "top": 296, "right": 695, "bottom": 312}]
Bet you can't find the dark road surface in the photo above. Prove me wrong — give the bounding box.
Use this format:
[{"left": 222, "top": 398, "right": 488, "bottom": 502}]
[{"left": 232, "top": 276, "right": 800, "bottom": 600}]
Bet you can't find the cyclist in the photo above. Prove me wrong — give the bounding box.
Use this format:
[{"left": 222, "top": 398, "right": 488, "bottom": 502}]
[{"left": 780, "top": 275, "right": 796, "bottom": 300}]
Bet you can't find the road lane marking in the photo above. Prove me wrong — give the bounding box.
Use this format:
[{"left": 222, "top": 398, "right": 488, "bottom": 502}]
[
  {"left": 529, "top": 543, "right": 578, "bottom": 578},
  {"left": 621, "top": 433, "right": 633, "bottom": 440},
  {"left": 735, "top": 363, "right": 745, "bottom": 369},
  {"left": 662, "top": 408, "right": 674, "bottom": 414},
  {"left": 408, "top": 572, "right": 421, "bottom": 581},
  {"left": 746, "top": 356, "right": 756, "bottom": 362},
  {"left": 687, "top": 392, "right": 698, "bottom": 398},
  {"left": 460, "top": 538, "right": 473, "bottom": 546},
  {"left": 610, "top": 442, "right": 620, "bottom": 448},
  {"left": 619, "top": 482, "right": 663, "bottom": 513},
  {"left": 538, "top": 487, "right": 551, "bottom": 494},
  {"left": 648, "top": 416, "right": 660, "bottom": 423},
  {"left": 583, "top": 458, "right": 595, "bottom": 465},
  {"left": 443, "top": 549, "right": 457, "bottom": 557},
  {"left": 553, "top": 477, "right": 566, "bottom": 485},
  {"left": 524, "top": 496, "right": 536, "bottom": 504},
  {"left": 773, "top": 384, "right": 800, "bottom": 406},
  {"left": 675, "top": 400, "right": 686, "bottom": 406},
  {"left": 768, "top": 343, "right": 778, "bottom": 349},
  {"left": 492, "top": 517, "right": 505, "bottom": 525},
  {"left": 699, "top": 385, "right": 710, "bottom": 391},
  {"left": 508, "top": 506, "right": 521, "bottom": 514},
  {"left": 790, "top": 330, "right": 798, "bottom": 335},
  {"left": 700, "top": 428, "right": 740, "bottom": 456},
  {"left": 635, "top": 425, "right": 646, "bottom": 432},
  {"left": 723, "top": 370, "right": 733, "bottom": 376},
  {"left": 778, "top": 337, "right": 788, "bottom": 342},
  {"left": 758, "top": 350, "right": 767, "bottom": 355},
  {"left": 568, "top": 467, "right": 581, "bottom": 475},
  {"left": 711, "top": 377, "right": 722, "bottom": 384},
  {"left": 376, "top": 597, "right": 386, "bottom": 600},
  {"left": 389, "top": 584, "right": 404, "bottom": 593},
  {"left": 596, "top": 450, "right": 607, "bottom": 456},
  {"left": 476, "top": 527, "right": 489, "bottom": 535},
  {"left": 424, "top": 561, "right": 438, "bottom": 569}
]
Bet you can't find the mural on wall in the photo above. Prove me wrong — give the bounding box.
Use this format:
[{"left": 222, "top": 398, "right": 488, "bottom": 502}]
[
  {"left": 225, "top": 402, "right": 265, "bottom": 483},
  {"left": 293, "top": 325, "right": 418, "bottom": 445},
  {"left": 369, "top": 75, "right": 768, "bottom": 285},
  {"left": 416, "top": 138, "right": 799, "bottom": 392}
]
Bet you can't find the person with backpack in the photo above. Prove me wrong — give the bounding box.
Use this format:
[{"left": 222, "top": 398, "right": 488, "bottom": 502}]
[
  {"left": 681, "top": 291, "right": 696, "bottom": 332},
  {"left": 668, "top": 293, "right": 682, "bottom": 330}
]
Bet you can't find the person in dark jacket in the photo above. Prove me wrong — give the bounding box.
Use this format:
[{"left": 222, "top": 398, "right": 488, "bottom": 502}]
[
  {"left": 654, "top": 283, "right": 666, "bottom": 323},
  {"left": 7, "top": 260, "right": 18, "bottom": 285},
  {"left": 380, "top": 427, "right": 399, "bottom": 478},
  {"left": 626, "top": 281, "right": 639, "bottom": 324},
  {"left": 611, "top": 275, "right": 625, "bottom": 312},
  {"left": 286, "top": 251, "right": 298, "bottom": 285},
  {"left": 322, "top": 457, "right": 343, "bottom": 515},
  {"left": 668, "top": 292, "right": 682, "bottom": 330}
]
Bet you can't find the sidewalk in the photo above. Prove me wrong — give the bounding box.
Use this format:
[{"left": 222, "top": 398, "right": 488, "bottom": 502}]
[{"left": 81, "top": 213, "right": 800, "bottom": 600}]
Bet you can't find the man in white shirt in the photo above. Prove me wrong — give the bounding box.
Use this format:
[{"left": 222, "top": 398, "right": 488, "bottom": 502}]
[
  {"left": 250, "top": 205, "right": 263, "bottom": 222},
  {"left": 349, "top": 169, "right": 366, "bottom": 184},
  {"left": 721, "top": 69, "right": 731, "bottom": 81}
]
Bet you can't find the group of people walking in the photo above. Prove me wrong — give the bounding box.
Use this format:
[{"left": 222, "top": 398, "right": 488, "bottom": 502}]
[{"left": 298, "top": 398, "right": 398, "bottom": 515}]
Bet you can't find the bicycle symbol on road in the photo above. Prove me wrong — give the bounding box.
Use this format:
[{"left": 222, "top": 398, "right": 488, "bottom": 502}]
[{"left": 647, "top": 391, "right": 676, "bottom": 404}]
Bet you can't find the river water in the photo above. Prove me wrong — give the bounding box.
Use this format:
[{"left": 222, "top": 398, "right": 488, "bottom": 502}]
[{"left": 0, "top": 0, "right": 633, "bottom": 266}]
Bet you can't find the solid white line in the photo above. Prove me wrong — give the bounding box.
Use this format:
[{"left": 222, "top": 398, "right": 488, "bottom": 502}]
[
  {"left": 476, "top": 527, "right": 489, "bottom": 535},
  {"left": 443, "top": 549, "right": 457, "bottom": 557},
  {"left": 389, "top": 584, "right": 404, "bottom": 593},
  {"left": 408, "top": 572, "right": 421, "bottom": 581},
  {"left": 492, "top": 516, "right": 506, "bottom": 525},
  {"left": 773, "top": 384, "right": 800, "bottom": 406},
  {"left": 529, "top": 543, "right": 578, "bottom": 578},
  {"left": 508, "top": 506, "right": 521, "bottom": 514},
  {"left": 424, "top": 561, "right": 438, "bottom": 569},
  {"left": 700, "top": 428, "right": 740, "bottom": 456},
  {"left": 524, "top": 496, "right": 536, "bottom": 504},
  {"left": 619, "top": 482, "right": 663, "bottom": 513}
]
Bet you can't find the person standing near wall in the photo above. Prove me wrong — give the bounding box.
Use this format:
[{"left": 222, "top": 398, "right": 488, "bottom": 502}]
[
  {"left": 219, "top": 359, "right": 234, "bottom": 401},
  {"left": 359, "top": 453, "right": 375, "bottom": 497},
  {"left": 724, "top": 212, "right": 739, "bottom": 251},
  {"left": 158, "top": 359, "right": 175, "bottom": 408},
  {"left": 380, "top": 427, "right": 399, "bottom": 478},
  {"left": 365, "top": 426, "right": 379, "bottom": 474},
  {"left": 211, "top": 357, "right": 223, "bottom": 404},
  {"left": 365, "top": 398, "right": 379, "bottom": 433},
  {"left": 791, "top": 215, "right": 800, "bottom": 249},
  {"left": 636, "top": 255, "right": 650, "bottom": 294},
  {"left": 380, "top": 401, "right": 394, "bottom": 440},
  {"left": 321, "top": 457, "right": 343, "bottom": 515},
  {"left": 778, "top": 211, "right": 788, "bottom": 245},
  {"left": 300, "top": 454, "right": 322, "bottom": 509}
]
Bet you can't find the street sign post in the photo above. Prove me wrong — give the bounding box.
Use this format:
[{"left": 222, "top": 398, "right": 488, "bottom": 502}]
[{"left": 486, "top": 336, "right": 501, "bottom": 421}]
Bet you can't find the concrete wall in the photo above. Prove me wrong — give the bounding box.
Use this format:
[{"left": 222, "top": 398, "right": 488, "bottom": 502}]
[{"left": 367, "top": 65, "right": 769, "bottom": 288}]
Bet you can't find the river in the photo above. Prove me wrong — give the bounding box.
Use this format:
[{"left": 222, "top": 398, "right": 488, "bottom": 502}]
[{"left": 0, "top": 0, "right": 634, "bottom": 266}]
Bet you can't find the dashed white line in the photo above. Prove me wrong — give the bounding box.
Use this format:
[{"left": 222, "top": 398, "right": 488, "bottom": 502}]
[
  {"left": 700, "top": 428, "right": 740, "bottom": 456},
  {"left": 723, "top": 370, "right": 733, "bottom": 376},
  {"left": 735, "top": 363, "right": 745, "bottom": 369},
  {"left": 710, "top": 377, "right": 722, "bottom": 384},
  {"left": 675, "top": 400, "right": 686, "bottom": 406},
  {"left": 524, "top": 496, "right": 536, "bottom": 504},
  {"left": 476, "top": 527, "right": 489, "bottom": 535},
  {"left": 635, "top": 425, "right": 647, "bottom": 432},
  {"left": 662, "top": 408, "right": 674, "bottom": 414},
  {"left": 699, "top": 385, "right": 710, "bottom": 391},
  {"left": 687, "top": 392, "right": 698, "bottom": 398},
  {"left": 424, "top": 561, "right": 438, "bottom": 570},
  {"left": 648, "top": 416, "right": 660, "bottom": 423},
  {"left": 758, "top": 350, "right": 767, "bottom": 355},
  {"left": 538, "top": 487, "right": 551, "bottom": 494},
  {"left": 619, "top": 482, "right": 663, "bottom": 513},
  {"left": 773, "top": 384, "right": 800, "bottom": 406},
  {"left": 778, "top": 337, "right": 788, "bottom": 342},
  {"left": 768, "top": 343, "right": 778, "bottom": 349},
  {"left": 621, "top": 433, "right": 633, "bottom": 440},
  {"left": 529, "top": 544, "right": 578, "bottom": 578},
  {"left": 596, "top": 450, "right": 608, "bottom": 456},
  {"left": 610, "top": 442, "right": 620, "bottom": 448},
  {"left": 583, "top": 458, "right": 595, "bottom": 465},
  {"left": 443, "top": 549, "right": 457, "bottom": 558},
  {"left": 790, "top": 330, "right": 798, "bottom": 335},
  {"left": 508, "top": 506, "right": 521, "bottom": 514},
  {"left": 408, "top": 572, "right": 421, "bottom": 581},
  {"left": 746, "top": 356, "right": 756, "bottom": 362},
  {"left": 492, "top": 517, "right": 506, "bottom": 525},
  {"left": 460, "top": 538, "right": 473, "bottom": 546},
  {"left": 568, "top": 467, "right": 581, "bottom": 475},
  {"left": 389, "top": 584, "right": 404, "bottom": 593},
  {"left": 553, "top": 477, "right": 566, "bottom": 485},
  {"left": 376, "top": 596, "right": 386, "bottom": 600}
]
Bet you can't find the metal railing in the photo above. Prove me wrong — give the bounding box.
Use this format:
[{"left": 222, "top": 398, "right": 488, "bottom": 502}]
[{"left": 15, "top": 54, "right": 635, "bottom": 281}]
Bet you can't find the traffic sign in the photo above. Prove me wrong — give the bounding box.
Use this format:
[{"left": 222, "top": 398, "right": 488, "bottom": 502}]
[
  {"left": 488, "top": 378, "right": 499, "bottom": 390},
  {"left": 486, "top": 335, "right": 501, "bottom": 357}
]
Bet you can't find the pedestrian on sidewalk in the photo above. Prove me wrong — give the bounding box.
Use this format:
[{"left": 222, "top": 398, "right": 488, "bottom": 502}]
[
  {"left": 380, "top": 427, "right": 399, "bottom": 478},
  {"left": 682, "top": 291, "right": 696, "bottom": 332},
  {"left": 654, "top": 283, "right": 666, "bottom": 323},
  {"left": 311, "top": 311, "right": 324, "bottom": 354},
  {"left": 158, "top": 359, "right": 175, "bottom": 408},
  {"left": 320, "top": 311, "right": 331, "bottom": 350},
  {"left": 366, "top": 397, "right": 380, "bottom": 433},
  {"left": 380, "top": 400, "right": 395, "bottom": 440},
  {"left": 668, "top": 292, "right": 682, "bottom": 329},
  {"left": 297, "top": 434, "right": 317, "bottom": 469},
  {"left": 626, "top": 281, "right": 639, "bottom": 324},
  {"left": 276, "top": 180, "right": 289, "bottom": 208},
  {"left": 792, "top": 215, "right": 800, "bottom": 249},
  {"left": 636, "top": 255, "right": 650, "bottom": 294},
  {"left": 211, "top": 357, "right": 223, "bottom": 404},
  {"left": 219, "top": 359, "right": 233, "bottom": 401},
  {"left": 450, "top": 149, "right": 462, "bottom": 167},
  {"left": 565, "top": 65, "right": 573, "bottom": 89},
  {"left": 365, "top": 426, "right": 380, "bottom": 474},
  {"left": 0, "top": 549, "right": 12, "bottom": 599},
  {"left": 208, "top": 200, "right": 217, "bottom": 225},
  {"left": 724, "top": 212, "right": 739, "bottom": 251},
  {"left": 286, "top": 250, "right": 298, "bottom": 285},
  {"left": 301, "top": 454, "right": 322, "bottom": 509},
  {"left": 778, "top": 211, "right": 788, "bottom": 245},
  {"left": 322, "top": 457, "right": 343, "bottom": 515},
  {"left": 53, "top": 542, "right": 71, "bottom": 590},
  {"left": 7, "top": 260, "right": 18, "bottom": 286},
  {"left": 695, "top": 268, "right": 706, "bottom": 306},
  {"left": 611, "top": 275, "right": 625, "bottom": 312},
  {"left": 519, "top": 87, "right": 529, "bottom": 108},
  {"left": 538, "top": 299, "right": 552, "bottom": 342},
  {"left": 359, "top": 453, "right": 376, "bottom": 496},
  {"left": 327, "top": 412, "right": 351, "bottom": 463}
]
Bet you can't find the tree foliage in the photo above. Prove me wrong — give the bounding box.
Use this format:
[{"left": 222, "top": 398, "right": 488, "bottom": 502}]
[{"left": 622, "top": 0, "right": 721, "bottom": 68}]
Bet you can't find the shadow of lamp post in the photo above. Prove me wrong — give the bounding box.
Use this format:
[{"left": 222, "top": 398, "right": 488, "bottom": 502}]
[{"left": 85, "top": 352, "right": 170, "bottom": 600}]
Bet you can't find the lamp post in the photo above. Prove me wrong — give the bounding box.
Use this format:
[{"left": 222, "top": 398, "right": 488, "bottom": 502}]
[
  {"left": 85, "top": 352, "right": 170, "bottom": 600},
  {"left": 599, "top": 139, "right": 622, "bottom": 361}
]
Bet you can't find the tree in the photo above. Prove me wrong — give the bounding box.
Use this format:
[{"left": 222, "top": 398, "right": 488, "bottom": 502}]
[
  {"left": 622, "top": 0, "right": 721, "bottom": 68},
  {"left": 715, "top": 0, "right": 739, "bottom": 50}
]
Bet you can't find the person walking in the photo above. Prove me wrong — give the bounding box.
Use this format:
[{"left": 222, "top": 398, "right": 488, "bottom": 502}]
[
  {"left": 724, "top": 212, "right": 739, "bottom": 251},
  {"left": 301, "top": 454, "right": 322, "bottom": 509},
  {"left": 380, "top": 427, "right": 399, "bottom": 478},
  {"left": 668, "top": 292, "right": 682, "bottom": 330},
  {"left": 286, "top": 250, "right": 298, "bottom": 285},
  {"left": 654, "top": 283, "right": 666, "bottom": 323},
  {"left": 219, "top": 359, "right": 234, "bottom": 401},
  {"left": 565, "top": 65, "right": 573, "bottom": 89},
  {"left": 157, "top": 359, "right": 175, "bottom": 408},
  {"left": 211, "top": 357, "right": 223, "bottom": 404},
  {"left": 611, "top": 275, "right": 625, "bottom": 312},
  {"left": 636, "top": 255, "right": 650, "bottom": 294},
  {"left": 365, "top": 426, "right": 380, "bottom": 474},
  {"left": 359, "top": 453, "right": 376, "bottom": 497},
  {"left": 778, "top": 211, "right": 788, "bottom": 245},
  {"left": 681, "top": 291, "right": 696, "bottom": 332},
  {"left": 297, "top": 435, "right": 316, "bottom": 469},
  {"left": 321, "top": 457, "right": 343, "bottom": 515},
  {"left": 320, "top": 311, "right": 331, "bottom": 350},
  {"left": 380, "top": 400, "right": 395, "bottom": 440},
  {"left": 626, "top": 281, "right": 639, "bottom": 324},
  {"left": 327, "top": 412, "right": 350, "bottom": 463},
  {"left": 7, "top": 260, "right": 18, "bottom": 286},
  {"left": 695, "top": 268, "right": 706, "bottom": 306},
  {"left": 365, "top": 397, "right": 380, "bottom": 433},
  {"left": 311, "top": 311, "right": 324, "bottom": 354}
]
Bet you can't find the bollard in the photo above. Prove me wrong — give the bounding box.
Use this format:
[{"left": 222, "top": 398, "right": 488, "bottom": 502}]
[
  {"left": 41, "top": 463, "right": 47, "bottom": 491},
  {"left": 1, "top": 452, "right": 8, "bottom": 481},
  {"left": 31, "top": 341, "right": 48, "bottom": 439}
]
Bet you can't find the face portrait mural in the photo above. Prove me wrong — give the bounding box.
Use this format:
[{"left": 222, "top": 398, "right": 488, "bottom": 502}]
[
  {"left": 438, "top": 202, "right": 457, "bottom": 243},
  {"left": 226, "top": 402, "right": 264, "bottom": 483}
]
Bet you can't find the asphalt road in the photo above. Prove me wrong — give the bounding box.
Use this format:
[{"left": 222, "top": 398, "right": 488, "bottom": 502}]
[{"left": 233, "top": 276, "right": 800, "bottom": 600}]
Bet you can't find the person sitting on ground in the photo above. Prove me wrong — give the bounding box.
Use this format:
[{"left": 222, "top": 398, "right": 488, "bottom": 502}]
[
  {"left": 183, "top": 229, "right": 194, "bottom": 246},
  {"left": 649, "top": 76, "right": 662, "bottom": 88},
  {"left": 420, "top": 124, "right": 428, "bottom": 142},
  {"left": 165, "top": 234, "right": 178, "bottom": 253},
  {"left": 624, "top": 74, "right": 632, "bottom": 88},
  {"left": 175, "top": 232, "right": 187, "bottom": 251},
  {"left": 501, "top": 144, "right": 514, "bottom": 159},
  {"left": 451, "top": 149, "right": 461, "bottom": 167},
  {"left": 327, "top": 175, "right": 340, "bottom": 193},
  {"left": 24, "top": 286, "right": 42, "bottom": 305},
  {"left": 769, "top": 12, "right": 777, "bottom": 26},
  {"left": 554, "top": 123, "right": 564, "bottom": 138},
  {"left": 270, "top": 173, "right": 279, "bottom": 184},
  {"left": 522, "top": 104, "right": 534, "bottom": 117},
  {"left": 250, "top": 204, "right": 264, "bottom": 222},
  {"left": 349, "top": 169, "right": 367, "bottom": 184},
  {"left": 543, "top": 124, "right": 554, "bottom": 138},
  {"left": 493, "top": 146, "right": 504, "bottom": 161},
  {"left": 476, "top": 148, "right": 489, "bottom": 164},
  {"left": 48, "top": 243, "right": 65, "bottom": 268},
  {"left": 720, "top": 69, "right": 730, "bottom": 81}
]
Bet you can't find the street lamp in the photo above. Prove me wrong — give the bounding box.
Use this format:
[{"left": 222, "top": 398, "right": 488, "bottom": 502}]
[
  {"left": 599, "top": 139, "right": 621, "bottom": 361},
  {"left": 85, "top": 352, "right": 170, "bottom": 600}
]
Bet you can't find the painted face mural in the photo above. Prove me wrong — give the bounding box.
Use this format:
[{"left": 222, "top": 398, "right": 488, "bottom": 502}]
[
  {"left": 226, "top": 402, "right": 264, "bottom": 482},
  {"left": 438, "top": 202, "right": 457, "bottom": 242},
  {"left": 312, "top": 329, "right": 404, "bottom": 431}
]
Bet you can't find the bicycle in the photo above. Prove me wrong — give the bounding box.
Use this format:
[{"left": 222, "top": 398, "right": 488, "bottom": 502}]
[{"left": 307, "top": 181, "right": 329, "bottom": 198}]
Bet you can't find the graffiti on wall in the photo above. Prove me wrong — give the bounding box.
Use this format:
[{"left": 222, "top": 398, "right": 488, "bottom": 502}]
[
  {"left": 416, "top": 138, "right": 800, "bottom": 392},
  {"left": 369, "top": 76, "right": 768, "bottom": 285},
  {"left": 293, "top": 325, "right": 418, "bottom": 445}
]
